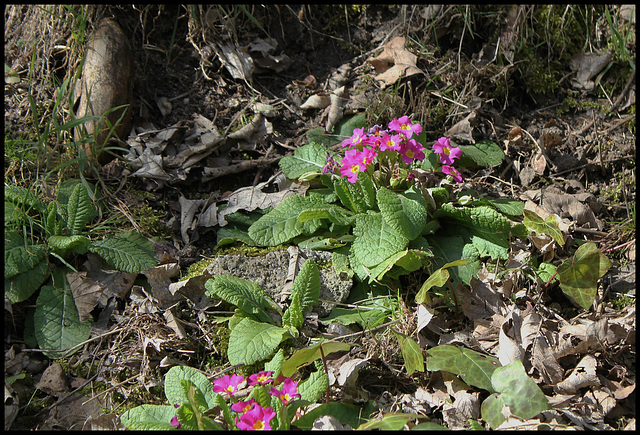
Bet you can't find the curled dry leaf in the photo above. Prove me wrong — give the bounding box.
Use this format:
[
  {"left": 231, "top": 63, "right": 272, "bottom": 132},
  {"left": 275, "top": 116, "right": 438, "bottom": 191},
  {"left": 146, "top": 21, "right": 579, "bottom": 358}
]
[
  {"left": 67, "top": 271, "right": 107, "bottom": 322},
  {"left": 300, "top": 93, "right": 331, "bottom": 110},
  {"left": 555, "top": 354, "right": 599, "bottom": 394},
  {"left": 326, "top": 85, "right": 347, "bottom": 133},
  {"left": 367, "top": 36, "right": 422, "bottom": 88}
]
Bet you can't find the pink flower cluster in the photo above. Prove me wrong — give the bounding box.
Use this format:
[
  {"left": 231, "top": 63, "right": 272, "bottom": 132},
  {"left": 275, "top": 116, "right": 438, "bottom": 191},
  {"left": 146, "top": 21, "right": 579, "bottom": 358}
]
[
  {"left": 336, "top": 115, "right": 426, "bottom": 183},
  {"left": 195, "top": 371, "right": 301, "bottom": 431},
  {"left": 432, "top": 137, "right": 463, "bottom": 183}
]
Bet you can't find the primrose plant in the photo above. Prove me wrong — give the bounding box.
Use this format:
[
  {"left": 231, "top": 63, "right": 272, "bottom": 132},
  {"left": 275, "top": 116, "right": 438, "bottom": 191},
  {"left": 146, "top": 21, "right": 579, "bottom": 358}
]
[
  {"left": 246, "top": 115, "right": 516, "bottom": 289},
  {"left": 121, "top": 356, "right": 324, "bottom": 430}
]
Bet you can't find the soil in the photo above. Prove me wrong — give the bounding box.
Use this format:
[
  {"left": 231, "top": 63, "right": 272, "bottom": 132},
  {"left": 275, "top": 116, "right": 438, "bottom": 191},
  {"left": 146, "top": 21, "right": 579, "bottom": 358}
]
[{"left": 4, "top": 5, "right": 636, "bottom": 430}]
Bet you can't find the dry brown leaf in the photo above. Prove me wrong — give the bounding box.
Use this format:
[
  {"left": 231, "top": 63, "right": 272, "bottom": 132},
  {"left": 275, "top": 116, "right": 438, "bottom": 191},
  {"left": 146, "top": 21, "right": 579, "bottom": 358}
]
[
  {"left": 141, "top": 263, "right": 183, "bottom": 309},
  {"left": 213, "top": 42, "right": 254, "bottom": 81},
  {"left": 444, "top": 111, "right": 477, "bottom": 144},
  {"left": 367, "top": 36, "right": 422, "bottom": 88},
  {"left": 300, "top": 93, "right": 330, "bottom": 110},
  {"left": 163, "top": 309, "right": 187, "bottom": 339},
  {"left": 326, "top": 85, "right": 347, "bottom": 133},
  {"left": 67, "top": 271, "right": 106, "bottom": 322},
  {"left": 555, "top": 354, "right": 599, "bottom": 394}
]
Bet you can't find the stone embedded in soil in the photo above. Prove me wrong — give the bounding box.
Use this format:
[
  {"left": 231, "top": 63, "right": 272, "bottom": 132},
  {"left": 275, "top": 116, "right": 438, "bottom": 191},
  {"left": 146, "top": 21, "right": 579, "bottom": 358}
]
[{"left": 205, "top": 248, "right": 352, "bottom": 317}]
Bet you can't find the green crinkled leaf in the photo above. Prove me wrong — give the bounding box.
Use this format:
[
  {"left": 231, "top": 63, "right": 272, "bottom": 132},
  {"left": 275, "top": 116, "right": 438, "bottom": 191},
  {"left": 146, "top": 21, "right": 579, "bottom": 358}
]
[
  {"left": 215, "top": 226, "right": 257, "bottom": 248},
  {"left": 557, "top": 242, "right": 612, "bottom": 310},
  {"left": 282, "top": 292, "right": 304, "bottom": 331},
  {"left": 351, "top": 212, "right": 409, "bottom": 268},
  {"left": 523, "top": 209, "right": 565, "bottom": 245},
  {"left": 434, "top": 203, "right": 512, "bottom": 260},
  {"left": 293, "top": 403, "right": 366, "bottom": 430},
  {"left": 248, "top": 382, "right": 274, "bottom": 409},
  {"left": 458, "top": 140, "right": 505, "bottom": 168},
  {"left": 481, "top": 360, "right": 550, "bottom": 429},
  {"left": 297, "top": 204, "right": 355, "bottom": 226},
  {"left": 291, "top": 260, "right": 321, "bottom": 311},
  {"left": 204, "top": 275, "right": 275, "bottom": 324},
  {"left": 377, "top": 187, "right": 428, "bottom": 240},
  {"left": 164, "top": 366, "right": 217, "bottom": 409},
  {"left": 48, "top": 235, "right": 91, "bottom": 257},
  {"left": 45, "top": 201, "right": 63, "bottom": 236},
  {"left": 5, "top": 258, "right": 50, "bottom": 304},
  {"left": 281, "top": 342, "right": 352, "bottom": 378},
  {"left": 333, "top": 175, "right": 377, "bottom": 214},
  {"left": 119, "top": 404, "right": 177, "bottom": 430},
  {"left": 390, "top": 329, "right": 424, "bottom": 375},
  {"left": 5, "top": 230, "right": 48, "bottom": 279},
  {"left": 425, "top": 344, "right": 501, "bottom": 393},
  {"left": 366, "top": 249, "right": 431, "bottom": 282},
  {"left": 336, "top": 113, "right": 368, "bottom": 136},
  {"left": 279, "top": 142, "right": 328, "bottom": 180},
  {"left": 248, "top": 195, "right": 324, "bottom": 246},
  {"left": 34, "top": 285, "right": 92, "bottom": 358},
  {"left": 87, "top": 231, "right": 158, "bottom": 273},
  {"left": 4, "top": 184, "right": 46, "bottom": 213},
  {"left": 227, "top": 317, "right": 289, "bottom": 366},
  {"left": 67, "top": 182, "right": 95, "bottom": 235},
  {"left": 297, "top": 367, "right": 329, "bottom": 403}
]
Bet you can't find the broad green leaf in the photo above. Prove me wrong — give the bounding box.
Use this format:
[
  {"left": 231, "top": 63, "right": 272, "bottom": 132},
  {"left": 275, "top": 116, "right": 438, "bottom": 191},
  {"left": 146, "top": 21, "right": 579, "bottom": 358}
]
[
  {"left": 264, "top": 348, "right": 285, "bottom": 378},
  {"left": 48, "top": 235, "right": 91, "bottom": 257},
  {"left": 281, "top": 342, "right": 352, "bottom": 378},
  {"left": 205, "top": 275, "right": 275, "bottom": 324},
  {"left": 523, "top": 209, "right": 565, "bottom": 245},
  {"left": 351, "top": 212, "right": 409, "bottom": 268},
  {"left": 336, "top": 113, "right": 368, "bottom": 137},
  {"left": 291, "top": 260, "right": 321, "bottom": 311},
  {"left": 279, "top": 143, "right": 328, "bottom": 180},
  {"left": 475, "top": 197, "right": 524, "bottom": 218},
  {"left": 426, "top": 234, "right": 481, "bottom": 286},
  {"left": 67, "top": 182, "right": 95, "bottom": 235},
  {"left": 248, "top": 195, "right": 324, "bottom": 246},
  {"left": 292, "top": 402, "right": 366, "bottom": 430},
  {"left": 557, "top": 242, "right": 612, "bottom": 310},
  {"left": 248, "top": 382, "right": 274, "bottom": 409},
  {"left": 323, "top": 305, "right": 389, "bottom": 329},
  {"left": 297, "top": 236, "right": 347, "bottom": 250},
  {"left": 458, "top": 140, "right": 505, "bottom": 168},
  {"left": 34, "top": 285, "right": 92, "bottom": 358},
  {"left": 377, "top": 187, "right": 428, "bottom": 240},
  {"left": 87, "top": 231, "right": 158, "bottom": 273},
  {"left": 434, "top": 203, "right": 512, "bottom": 260},
  {"left": 536, "top": 262, "right": 558, "bottom": 285},
  {"left": 5, "top": 258, "right": 49, "bottom": 303},
  {"left": 425, "top": 344, "right": 501, "bottom": 393},
  {"left": 297, "top": 367, "right": 330, "bottom": 403},
  {"left": 333, "top": 175, "right": 377, "bottom": 214},
  {"left": 390, "top": 329, "right": 424, "bottom": 375},
  {"left": 227, "top": 317, "right": 289, "bottom": 366},
  {"left": 215, "top": 226, "right": 257, "bottom": 248},
  {"left": 357, "top": 413, "right": 424, "bottom": 430},
  {"left": 282, "top": 292, "right": 304, "bottom": 330},
  {"left": 366, "top": 249, "right": 430, "bottom": 282},
  {"left": 5, "top": 230, "right": 48, "bottom": 279},
  {"left": 119, "top": 404, "right": 177, "bottom": 430},
  {"left": 164, "top": 365, "right": 217, "bottom": 409},
  {"left": 481, "top": 360, "right": 549, "bottom": 429}
]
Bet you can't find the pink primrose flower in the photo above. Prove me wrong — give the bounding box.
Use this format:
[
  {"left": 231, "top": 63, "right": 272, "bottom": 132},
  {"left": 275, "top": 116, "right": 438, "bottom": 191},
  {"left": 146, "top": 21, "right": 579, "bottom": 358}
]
[
  {"left": 236, "top": 404, "right": 276, "bottom": 431},
  {"left": 378, "top": 132, "right": 403, "bottom": 152},
  {"left": 339, "top": 149, "right": 367, "bottom": 183},
  {"left": 269, "top": 378, "right": 301, "bottom": 405},
  {"left": 247, "top": 371, "right": 274, "bottom": 386},
  {"left": 399, "top": 138, "right": 425, "bottom": 164},
  {"left": 341, "top": 127, "right": 367, "bottom": 148},
  {"left": 170, "top": 404, "right": 181, "bottom": 428},
  {"left": 231, "top": 398, "right": 258, "bottom": 414},
  {"left": 212, "top": 374, "right": 244, "bottom": 395},
  {"left": 388, "top": 115, "right": 422, "bottom": 139},
  {"left": 432, "top": 137, "right": 462, "bottom": 165},
  {"left": 442, "top": 165, "right": 464, "bottom": 183}
]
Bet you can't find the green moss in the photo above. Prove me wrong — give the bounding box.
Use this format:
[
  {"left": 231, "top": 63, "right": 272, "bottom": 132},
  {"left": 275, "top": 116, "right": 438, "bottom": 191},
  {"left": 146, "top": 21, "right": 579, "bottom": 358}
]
[{"left": 611, "top": 294, "right": 634, "bottom": 310}]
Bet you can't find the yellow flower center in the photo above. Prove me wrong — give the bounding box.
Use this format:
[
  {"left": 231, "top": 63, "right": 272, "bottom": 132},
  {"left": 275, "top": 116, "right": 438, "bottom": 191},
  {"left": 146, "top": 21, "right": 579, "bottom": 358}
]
[
  {"left": 401, "top": 125, "right": 410, "bottom": 130},
  {"left": 254, "top": 421, "right": 265, "bottom": 430},
  {"left": 444, "top": 147, "right": 450, "bottom": 155},
  {"left": 406, "top": 150, "right": 415, "bottom": 158}
]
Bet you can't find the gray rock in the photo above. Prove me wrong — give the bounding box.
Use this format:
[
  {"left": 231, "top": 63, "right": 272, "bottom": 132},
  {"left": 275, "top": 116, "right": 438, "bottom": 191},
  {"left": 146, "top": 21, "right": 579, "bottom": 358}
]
[{"left": 205, "top": 248, "right": 352, "bottom": 317}]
